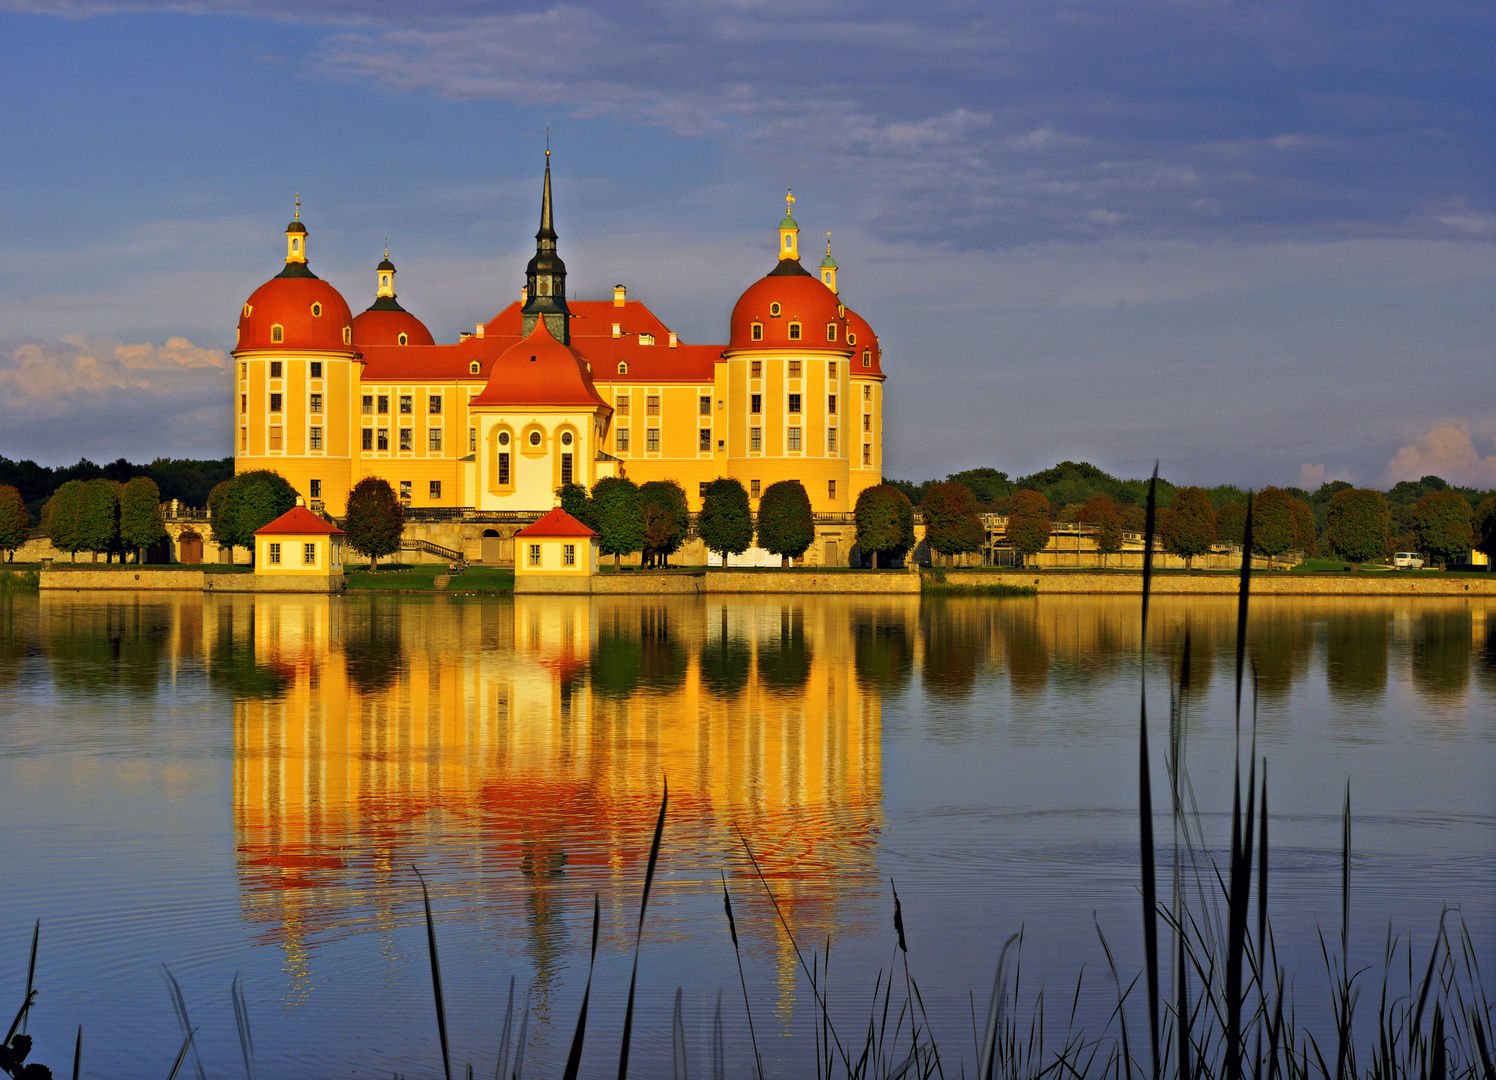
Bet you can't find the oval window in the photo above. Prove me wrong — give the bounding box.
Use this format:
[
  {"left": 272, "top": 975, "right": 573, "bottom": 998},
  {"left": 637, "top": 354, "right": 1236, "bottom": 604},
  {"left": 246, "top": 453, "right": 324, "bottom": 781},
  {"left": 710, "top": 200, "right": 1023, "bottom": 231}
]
[
  {"left": 243, "top": 303, "right": 253, "bottom": 318},
  {"left": 343, "top": 326, "right": 352, "bottom": 345},
  {"left": 561, "top": 431, "right": 573, "bottom": 446},
  {"left": 847, "top": 332, "right": 857, "bottom": 346},
  {"left": 498, "top": 431, "right": 510, "bottom": 446},
  {"left": 397, "top": 333, "right": 408, "bottom": 346},
  {"left": 529, "top": 431, "right": 541, "bottom": 446},
  {"left": 311, "top": 302, "right": 322, "bottom": 317},
  {"left": 769, "top": 302, "right": 782, "bottom": 317}
]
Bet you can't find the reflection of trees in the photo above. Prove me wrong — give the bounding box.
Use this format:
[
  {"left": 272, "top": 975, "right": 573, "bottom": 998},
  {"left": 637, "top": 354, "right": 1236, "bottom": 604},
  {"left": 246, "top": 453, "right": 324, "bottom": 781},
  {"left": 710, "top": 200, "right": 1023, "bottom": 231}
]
[
  {"left": 758, "top": 606, "right": 812, "bottom": 696},
  {"left": 1325, "top": 612, "right": 1388, "bottom": 705},
  {"left": 0, "top": 598, "right": 26, "bottom": 690},
  {"left": 44, "top": 599, "right": 174, "bottom": 697},
  {"left": 852, "top": 609, "right": 913, "bottom": 692},
  {"left": 700, "top": 606, "right": 751, "bottom": 699},
  {"left": 590, "top": 604, "right": 687, "bottom": 698},
  {"left": 1246, "top": 609, "right": 1314, "bottom": 704},
  {"left": 1479, "top": 619, "right": 1496, "bottom": 694},
  {"left": 1410, "top": 610, "right": 1470, "bottom": 704},
  {"left": 210, "top": 605, "right": 291, "bottom": 700},
  {"left": 342, "top": 598, "right": 404, "bottom": 695},
  {"left": 921, "top": 598, "right": 988, "bottom": 699}
]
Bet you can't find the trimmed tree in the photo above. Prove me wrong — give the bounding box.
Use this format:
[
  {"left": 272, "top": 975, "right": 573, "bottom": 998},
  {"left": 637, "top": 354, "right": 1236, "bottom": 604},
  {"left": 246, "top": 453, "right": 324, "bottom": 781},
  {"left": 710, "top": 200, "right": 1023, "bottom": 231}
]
[
  {"left": 207, "top": 480, "right": 234, "bottom": 559},
  {"left": 1159, "top": 485, "right": 1215, "bottom": 570},
  {"left": 1078, "top": 493, "right": 1122, "bottom": 567},
  {"left": 119, "top": 475, "right": 166, "bottom": 564},
  {"left": 921, "top": 481, "right": 984, "bottom": 567},
  {"left": 854, "top": 484, "right": 914, "bottom": 568},
  {"left": 1475, "top": 497, "right": 1496, "bottom": 564},
  {"left": 1215, "top": 503, "right": 1248, "bottom": 546},
  {"left": 1323, "top": 488, "right": 1390, "bottom": 570},
  {"left": 76, "top": 479, "right": 120, "bottom": 562},
  {"left": 1412, "top": 490, "right": 1474, "bottom": 570},
  {"left": 1005, "top": 489, "right": 1051, "bottom": 568},
  {"left": 217, "top": 470, "right": 297, "bottom": 560},
  {"left": 557, "top": 482, "right": 594, "bottom": 529},
  {"left": 639, "top": 479, "right": 689, "bottom": 568},
  {"left": 344, "top": 477, "right": 405, "bottom": 571},
  {"left": 42, "top": 480, "right": 84, "bottom": 561},
  {"left": 1291, "top": 498, "right": 1317, "bottom": 556},
  {"left": 756, "top": 480, "right": 814, "bottom": 566},
  {"left": 591, "top": 475, "right": 644, "bottom": 571},
  {"left": 698, "top": 477, "right": 753, "bottom": 564},
  {"left": 1251, "top": 487, "right": 1297, "bottom": 569},
  {"left": 0, "top": 484, "right": 30, "bottom": 561}
]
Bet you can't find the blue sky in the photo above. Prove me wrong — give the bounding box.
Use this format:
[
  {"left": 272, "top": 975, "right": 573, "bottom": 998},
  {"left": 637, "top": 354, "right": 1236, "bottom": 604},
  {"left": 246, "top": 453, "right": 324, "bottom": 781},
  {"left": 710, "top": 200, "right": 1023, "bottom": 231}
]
[{"left": 0, "top": 1, "right": 1492, "bottom": 488}]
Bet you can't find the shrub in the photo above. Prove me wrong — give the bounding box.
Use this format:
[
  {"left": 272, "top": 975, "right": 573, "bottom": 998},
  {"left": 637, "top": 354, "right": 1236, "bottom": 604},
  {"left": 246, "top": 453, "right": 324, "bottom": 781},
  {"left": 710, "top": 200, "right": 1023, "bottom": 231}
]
[
  {"left": 756, "top": 480, "right": 814, "bottom": 565},
  {"left": 1322, "top": 488, "right": 1390, "bottom": 569},
  {"left": 854, "top": 484, "right": 914, "bottom": 568},
  {"left": 1412, "top": 489, "right": 1474, "bottom": 569},
  {"left": 921, "top": 482, "right": 984, "bottom": 566},
  {"left": 344, "top": 477, "right": 405, "bottom": 571},
  {"left": 698, "top": 478, "right": 753, "bottom": 562},
  {"left": 1006, "top": 489, "right": 1051, "bottom": 567}
]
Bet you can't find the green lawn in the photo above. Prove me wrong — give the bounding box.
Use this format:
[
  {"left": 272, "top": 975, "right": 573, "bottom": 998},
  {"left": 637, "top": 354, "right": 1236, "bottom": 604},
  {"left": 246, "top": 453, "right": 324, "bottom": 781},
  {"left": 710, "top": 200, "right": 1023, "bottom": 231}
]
[{"left": 345, "top": 563, "right": 514, "bottom": 593}]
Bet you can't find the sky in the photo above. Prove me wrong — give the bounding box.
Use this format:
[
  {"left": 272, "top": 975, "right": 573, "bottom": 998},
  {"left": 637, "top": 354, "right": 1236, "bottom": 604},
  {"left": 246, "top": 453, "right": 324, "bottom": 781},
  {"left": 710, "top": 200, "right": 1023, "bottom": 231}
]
[{"left": 0, "top": 0, "right": 1492, "bottom": 489}]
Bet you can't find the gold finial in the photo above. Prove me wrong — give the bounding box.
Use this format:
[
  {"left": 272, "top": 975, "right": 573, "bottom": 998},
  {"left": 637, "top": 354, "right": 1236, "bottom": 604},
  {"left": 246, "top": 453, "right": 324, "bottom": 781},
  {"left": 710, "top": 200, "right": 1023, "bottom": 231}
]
[
  {"left": 826, "top": 230, "right": 832, "bottom": 255},
  {"left": 384, "top": 236, "right": 389, "bottom": 259},
  {"left": 786, "top": 188, "right": 795, "bottom": 216},
  {"left": 546, "top": 123, "right": 550, "bottom": 158},
  {"left": 294, "top": 192, "right": 300, "bottom": 221}
]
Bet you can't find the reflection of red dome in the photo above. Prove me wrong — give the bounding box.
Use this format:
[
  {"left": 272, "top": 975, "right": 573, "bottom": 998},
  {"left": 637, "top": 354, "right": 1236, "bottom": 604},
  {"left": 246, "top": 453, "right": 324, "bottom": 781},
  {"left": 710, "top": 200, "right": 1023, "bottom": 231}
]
[
  {"left": 237, "top": 275, "right": 354, "bottom": 354},
  {"left": 728, "top": 270, "right": 847, "bottom": 351},
  {"left": 351, "top": 304, "right": 435, "bottom": 347},
  {"left": 842, "top": 307, "right": 885, "bottom": 378}
]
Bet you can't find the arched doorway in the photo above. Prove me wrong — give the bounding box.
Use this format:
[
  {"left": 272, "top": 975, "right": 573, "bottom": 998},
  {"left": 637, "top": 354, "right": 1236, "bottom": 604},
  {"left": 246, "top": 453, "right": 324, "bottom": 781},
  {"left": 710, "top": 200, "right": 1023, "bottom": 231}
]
[
  {"left": 177, "top": 529, "right": 203, "bottom": 565},
  {"left": 480, "top": 529, "right": 503, "bottom": 565}
]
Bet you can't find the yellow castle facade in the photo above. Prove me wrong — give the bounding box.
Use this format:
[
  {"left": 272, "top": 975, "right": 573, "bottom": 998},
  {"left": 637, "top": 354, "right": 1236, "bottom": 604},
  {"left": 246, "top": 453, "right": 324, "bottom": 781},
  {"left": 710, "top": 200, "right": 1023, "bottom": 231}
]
[{"left": 232, "top": 161, "right": 888, "bottom": 521}]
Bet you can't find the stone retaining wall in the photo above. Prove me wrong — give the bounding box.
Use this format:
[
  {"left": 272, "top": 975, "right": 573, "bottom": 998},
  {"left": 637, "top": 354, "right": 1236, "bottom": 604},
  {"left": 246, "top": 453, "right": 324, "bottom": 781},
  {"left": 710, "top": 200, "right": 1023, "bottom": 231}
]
[
  {"left": 940, "top": 570, "right": 1496, "bottom": 596},
  {"left": 516, "top": 569, "right": 921, "bottom": 595},
  {"left": 40, "top": 570, "right": 343, "bottom": 593}
]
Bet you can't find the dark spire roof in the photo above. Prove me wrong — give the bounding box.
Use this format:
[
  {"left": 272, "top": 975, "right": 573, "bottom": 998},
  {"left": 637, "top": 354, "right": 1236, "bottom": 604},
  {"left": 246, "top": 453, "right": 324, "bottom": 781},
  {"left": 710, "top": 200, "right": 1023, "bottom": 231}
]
[{"left": 537, "top": 150, "right": 557, "bottom": 243}]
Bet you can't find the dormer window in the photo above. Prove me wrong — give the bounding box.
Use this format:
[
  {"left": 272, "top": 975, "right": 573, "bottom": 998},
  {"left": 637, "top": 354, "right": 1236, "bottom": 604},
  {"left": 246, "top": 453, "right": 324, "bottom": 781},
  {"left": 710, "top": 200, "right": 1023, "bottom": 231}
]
[
  {"left": 863, "top": 350, "right": 871, "bottom": 367},
  {"left": 271, "top": 324, "right": 284, "bottom": 343},
  {"left": 470, "top": 361, "right": 480, "bottom": 375},
  {"left": 788, "top": 322, "right": 801, "bottom": 340},
  {"left": 343, "top": 326, "right": 352, "bottom": 345},
  {"left": 769, "top": 302, "right": 782, "bottom": 317},
  {"left": 751, "top": 323, "right": 763, "bottom": 341},
  {"left": 837, "top": 304, "right": 845, "bottom": 318},
  {"left": 310, "top": 302, "right": 322, "bottom": 317},
  {"left": 618, "top": 361, "right": 628, "bottom": 374},
  {"left": 826, "top": 323, "right": 837, "bottom": 341},
  {"left": 242, "top": 303, "right": 252, "bottom": 318},
  {"left": 847, "top": 332, "right": 857, "bottom": 346},
  {"left": 398, "top": 332, "right": 409, "bottom": 346}
]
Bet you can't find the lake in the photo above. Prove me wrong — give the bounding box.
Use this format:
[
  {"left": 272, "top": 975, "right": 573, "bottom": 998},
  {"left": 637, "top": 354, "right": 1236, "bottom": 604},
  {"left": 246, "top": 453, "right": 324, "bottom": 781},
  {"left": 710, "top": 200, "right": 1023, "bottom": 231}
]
[{"left": 1, "top": 591, "right": 1492, "bottom": 1078}]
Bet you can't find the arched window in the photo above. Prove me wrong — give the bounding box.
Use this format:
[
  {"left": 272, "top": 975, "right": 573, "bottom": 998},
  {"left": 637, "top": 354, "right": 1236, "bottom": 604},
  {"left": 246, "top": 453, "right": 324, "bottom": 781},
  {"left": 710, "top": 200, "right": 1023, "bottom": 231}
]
[
  {"left": 381, "top": 275, "right": 390, "bottom": 287},
  {"left": 271, "top": 324, "right": 284, "bottom": 343},
  {"left": 618, "top": 361, "right": 628, "bottom": 374},
  {"left": 470, "top": 361, "right": 481, "bottom": 375},
  {"left": 826, "top": 322, "right": 837, "bottom": 341},
  {"left": 751, "top": 323, "right": 763, "bottom": 341},
  {"left": 343, "top": 326, "right": 352, "bottom": 345}
]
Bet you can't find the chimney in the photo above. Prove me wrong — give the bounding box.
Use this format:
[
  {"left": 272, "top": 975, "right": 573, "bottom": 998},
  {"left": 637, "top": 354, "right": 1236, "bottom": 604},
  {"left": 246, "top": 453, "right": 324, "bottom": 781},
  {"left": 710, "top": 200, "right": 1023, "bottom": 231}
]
[
  {"left": 614, "top": 284, "right": 626, "bottom": 307},
  {"left": 520, "top": 286, "right": 528, "bottom": 304},
  {"left": 612, "top": 323, "right": 622, "bottom": 338},
  {"left": 668, "top": 332, "right": 678, "bottom": 348},
  {"left": 295, "top": 496, "right": 305, "bottom": 507},
  {"left": 475, "top": 323, "right": 485, "bottom": 339}
]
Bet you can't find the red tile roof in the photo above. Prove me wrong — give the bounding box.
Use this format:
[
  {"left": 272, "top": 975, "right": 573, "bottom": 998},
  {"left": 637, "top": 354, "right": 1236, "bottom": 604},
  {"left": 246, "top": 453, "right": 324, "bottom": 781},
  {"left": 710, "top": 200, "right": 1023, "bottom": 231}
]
[
  {"left": 514, "top": 507, "right": 598, "bottom": 538},
  {"left": 254, "top": 505, "right": 345, "bottom": 536},
  {"left": 468, "top": 316, "right": 611, "bottom": 409}
]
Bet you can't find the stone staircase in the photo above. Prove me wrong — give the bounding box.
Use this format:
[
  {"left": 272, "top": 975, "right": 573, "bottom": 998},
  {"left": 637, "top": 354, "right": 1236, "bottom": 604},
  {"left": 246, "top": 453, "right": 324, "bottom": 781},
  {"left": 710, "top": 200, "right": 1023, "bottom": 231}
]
[{"left": 433, "top": 574, "right": 452, "bottom": 590}]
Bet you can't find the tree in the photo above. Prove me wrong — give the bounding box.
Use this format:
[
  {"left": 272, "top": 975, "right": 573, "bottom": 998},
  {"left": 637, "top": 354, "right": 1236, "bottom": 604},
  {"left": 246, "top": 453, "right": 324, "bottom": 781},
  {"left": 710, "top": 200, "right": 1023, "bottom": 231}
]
[
  {"left": 1006, "top": 489, "right": 1052, "bottom": 567},
  {"left": 1077, "top": 493, "right": 1122, "bottom": 567},
  {"left": 1159, "top": 486, "right": 1215, "bottom": 570},
  {"left": 1322, "top": 488, "right": 1390, "bottom": 570},
  {"left": 756, "top": 480, "right": 814, "bottom": 566},
  {"left": 119, "top": 476, "right": 166, "bottom": 564},
  {"left": 1290, "top": 498, "right": 1317, "bottom": 556},
  {"left": 591, "top": 475, "right": 644, "bottom": 571},
  {"left": 639, "top": 479, "right": 689, "bottom": 568},
  {"left": 854, "top": 484, "right": 914, "bottom": 568},
  {"left": 1475, "top": 497, "right": 1496, "bottom": 564},
  {"left": 945, "top": 468, "right": 1010, "bottom": 506},
  {"left": 557, "top": 482, "right": 594, "bottom": 529},
  {"left": 698, "top": 477, "right": 753, "bottom": 563},
  {"left": 1215, "top": 503, "right": 1248, "bottom": 546},
  {"left": 1412, "top": 490, "right": 1474, "bottom": 570},
  {"left": 344, "top": 477, "right": 405, "bottom": 571},
  {"left": 216, "top": 470, "right": 297, "bottom": 559},
  {"left": 921, "top": 481, "right": 984, "bottom": 566},
  {"left": 0, "top": 485, "right": 29, "bottom": 561},
  {"left": 42, "top": 480, "right": 84, "bottom": 561},
  {"left": 76, "top": 479, "right": 120, "bottom": 562},
  {"left": 1251, "top": 487, "right": 1297, "bottom": 569}
]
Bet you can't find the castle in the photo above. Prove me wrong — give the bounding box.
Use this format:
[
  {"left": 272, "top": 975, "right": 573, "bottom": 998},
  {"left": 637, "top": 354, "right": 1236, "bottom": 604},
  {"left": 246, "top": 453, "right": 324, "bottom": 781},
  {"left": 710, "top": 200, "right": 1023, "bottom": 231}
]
[{"left": 232, "top": 154, "right": 886, "bottom": 554}]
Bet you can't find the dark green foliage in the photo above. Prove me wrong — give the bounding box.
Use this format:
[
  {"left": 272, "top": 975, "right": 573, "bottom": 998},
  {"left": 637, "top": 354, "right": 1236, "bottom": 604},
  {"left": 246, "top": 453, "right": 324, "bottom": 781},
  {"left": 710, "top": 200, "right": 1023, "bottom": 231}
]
[
  {"left": 591, "top": 476, "right": 644, "bottom": 570},
  {"left": 1216, "top": 502, "right": 1248, "bottom": 545},
  {"left": 41, "top": 481, "right": 84, "bottom": 560},
  {"left": 757, "top": 607, "right": 811, "bottom": 694},
  {"left": 557, "top": 483, "right": 594, "bottom": 529},
  {"left": 1412, "top": 490, "right": 1474, "bottom": 569},
  {"left": 118, "top": 476, "right": 166, "bottom": 560},
  {"left": 1475, "top": 496, "right": 1496, "bottom": 560},
  {"left": 0, "top": 485, "right": 29, "bottom": 559},
  {"left": 921, "top": 481, "right": 984, "bottom": 562},
  {"left": 945, "top": 467, "right": 1010, "bottom": 506},
  {"left": 1078, "top": 493, "right": 1123, "bottom": 564},
  {"left": 0, "top": 454, "right": 232, "bottom": 514},
  {"left": 75, "top": 479, "right": 120, "bottom": 559},
  {"left": 1005, "top": 489, "right": 1051, "bottom": 564},
  {"left": 639, "top": 479, "right": 688, "bottom": 567},
  {"left": 853, "top": 484, "right": 914, "bottom": 567},
  {"left": 1323, "top": 488, "right": 1390, "bottom": 568},
  {"left": 206, "top": 480, "right": 233, "bottom": 542},
  {"left": 1016, "top": 460, "right": 1176, "bottom": 512},
  {"left": 755, "top": 480, "right": 814, "bottom": 564},
  {"left": 697, "top": 477, "right": 753, "bottom": 560},
  {"left": 344, "top": 477, "right": 405, "bottom": 570},
  {"left": 883, "top": 477, "right": 932, "bottom": 506},
  {"left": 216, "top": 471, "right": 297, "bottom": 555},
  {"left": 1160, "top": 485, "right": 1215, "bottom": 567},
  {"left": 1250, "top": 487, "right": 1297, "bottom": 557},
  {"left": 1291, "top": 497, "right": 1317, "bottom": 554}
]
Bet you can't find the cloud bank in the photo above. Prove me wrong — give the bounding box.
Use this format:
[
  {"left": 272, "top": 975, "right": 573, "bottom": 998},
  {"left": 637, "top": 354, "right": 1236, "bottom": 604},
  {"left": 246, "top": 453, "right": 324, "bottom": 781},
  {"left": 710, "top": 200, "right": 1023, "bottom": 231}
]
[{"left": 1385, "top": 420, "right": 1496, "bottom": 489}]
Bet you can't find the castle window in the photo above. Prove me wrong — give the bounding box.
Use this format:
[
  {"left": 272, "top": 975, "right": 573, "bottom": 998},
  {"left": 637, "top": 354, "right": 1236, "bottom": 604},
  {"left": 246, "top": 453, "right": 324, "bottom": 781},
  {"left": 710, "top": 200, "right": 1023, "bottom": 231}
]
[
  {"left": 270, "top": 361, "right": 282, "bottom": 378},
  {"left": 788, "top": 322, "right": 801, "bottom": 340},
  {"left": 751, "top": 394, "right": 761, "bottom": 414},
  {"left": 751, "top": 360, "right": 762, "bottom": 378},
  {"left": 646, "top": 429, "right": 660, "bottom": 453},
  {"left": 470, "top": 361, "right": 481, "bottom": 375},
  {"left": 268, "top": 543, "right": 281, "bottom": 565},
  {"left": 240, "top": 428, "right": 248, "bottom": 451},
  {"left": 362, "top": 429, "right": 373, "bottom": 451},
  {"left": 863, "top": 444, "right": 871, "bottom": 465},
  {"left": 429, "top": 396, "right": 442, "bottom": 414},
  {"left": 828, "top": 395, "right": 836, "bottom": 414},
  {"left": 787, "top": 427, "right": 801, "bottom": 451},
  {"left": 311, "top": 302, "right": 322, "bottom": 317},
  {"left": 561, "top": 431, "right": 573, "bottom": 446},
  {"left": 828, "top": 429, "right": 837, "bottom": 452},
  {"left": 309, "top": 427, "right": 323, "bottom": 450},
  {"left": 430, "top": 481, "right": 442, "bottom": 500},
  {"left": 498, "top": 453, "right": 511, "bottom": 485},
  {"left": 269, "top": 393, "right": 282, "bottom": 413},
  {"left": 863, "top": 350, "right": 871, "bottom": 368},
  {"left": 769, "top": 302, "right": 781, "bottom": 317},
  {"left": 615, "top": 394, "right": 629, "bottom": 416},
  {"left": 751, "top": 479, "right": 760, "bottom": 497},
  {"left": 828, "top": 480, "right": 836, "bottom": 499},
  {"left": 310, "top": 362, "right": 322, "bottom": 378},
  {"left": 362, "top": 395, "right": 373, "bottom": 414},
  {"left": 788, "top": 360, "right": 801, "bottom": 378},
  {"left": 303, "top": 543, "right": 316, "bottom": 566},
  {"left": 399, "top": 429, "right": 412, "bottom": 451},
  {"left": 751, "top": 323, "right": 763, "bottom": 340},
  {"left": 616, "top": 428, "right": 630, "bottom": 452},
  {"left": 382, "top": 275, "right": 390, "bottom": 288},
  {"left": 310, "top": 480, "right": 322, "bottom": 498},
  {"left": 864, "top": 413, "right": 871, "bottom": 431},
  {"left": 269, "top": 427, "right": 282, "bottom": 451},
  {"left": 499, "top": 431, "right": 510, "bottom": 446},
  {"left": 699, "top": 428, "right": 711, "bottom": 452},
  {"left": 398, "top": 333, "right": 409, "bottom": 346},
  {"left": 618, "top": 361, "right": 628, "bottom": 374},
  {"left": 864, "top": 385, "right": 871, "bottom": 400},
  {"left": 240, "top": 394, "right": 246, "bottom": 414},
  {"left": 529, "top": 430, "right": 541, "bottom": 446},
  {"left": 646, "top": 395, "right": 660, "bottom": 416},
  {"left": 377, "top": 429, "right": 389, "bottom": 451},
  {"left": 561, "top": 453, "right": 573, "bottom": 485},
  {"left": 750, "top": 427, "right": 761, "bottom": 452},
  {"left": 270, "top": 325, "right": 284, "bottom": 343},
  {"left": 700, "top": 482, "right": 710, "bottom": 500},
  {"left": 378, "top": 395, "right": 389, "bottom": 414},
  {"left": 310, "top": 393, "right": 323, "bottom": 414},
  {"left": 847, "top": 332, "right": 857, "bottom": 346},
  {"left": 399, "top": 395, "right": 412, "bottom": 414},
  {"left": 469, "top": 429, "right": 476, "bottom": 453},
  {"left": 788, "top": 394, "right": 801, "bottom": 414},
  {"left": 563, "top": 544, "right": 576, "bottom": 567},
  {"left": 826, "top": 323, "right": 837, "bottom": 341},
  {"left": 699, "top": 395, "right": 711, "bottom": 416},
  {"left": 428, "top": 429, "right": 442, "bottom": 452},
  {"left": 400, "top": 481, "right": 412, "bottom": 501},
  {"left": 343, "top": 327, "right": 352, "bottom": 345},
  {"left": 828, "top": 362, "right": 837, "bottom": 378}
]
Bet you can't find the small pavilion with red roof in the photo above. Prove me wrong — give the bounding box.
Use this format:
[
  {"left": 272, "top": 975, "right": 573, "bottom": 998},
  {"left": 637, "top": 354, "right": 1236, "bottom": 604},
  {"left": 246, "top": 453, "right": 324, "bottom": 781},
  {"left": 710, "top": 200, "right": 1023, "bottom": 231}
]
[
  {"left": 512, "top": 505, "right": 599, "bottom": 591},
  {"left": 253, "top": 500, "right": 346, "bottom": 591}
]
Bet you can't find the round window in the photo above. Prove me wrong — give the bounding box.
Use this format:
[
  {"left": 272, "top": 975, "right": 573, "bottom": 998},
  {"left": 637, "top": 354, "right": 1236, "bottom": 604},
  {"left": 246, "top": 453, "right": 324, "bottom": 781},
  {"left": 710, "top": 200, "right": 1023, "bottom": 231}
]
[
  {"left": 311, "top": 302, "right": 322, "bottom": 317},
  {"left": 498, "top": 431, "right": 510, "bottom": 446},
  {"left": 561, "top": 432, "right": 573, "bottom": 446},
  {"left": 397, "top": 333, "right": 408, "bottom": 346},
  {"left": 770, "top": 302, "right": 782, "bottom": 317},
  {"left": 529, "top": 430, "right": 542, "bottom": 446},
  {"left": 847, "top": 332, "right": 857, "bottom": 346}
]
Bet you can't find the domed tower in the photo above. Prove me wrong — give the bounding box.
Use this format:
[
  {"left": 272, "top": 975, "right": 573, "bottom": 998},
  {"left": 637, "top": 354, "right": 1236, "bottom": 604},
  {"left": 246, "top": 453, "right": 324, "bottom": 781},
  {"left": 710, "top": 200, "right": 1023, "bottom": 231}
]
[
  {"left": 351, "top": 246, "right": 435, "bottom": 347},
  {"left": 520, "top": 149, "right": 571, "bottom": 343},
  {"left": 232, "top": 199, "right": 358, "bottom": 514},
  {"left": 723, "top": 193, "right": 859, "bottom": 518}
]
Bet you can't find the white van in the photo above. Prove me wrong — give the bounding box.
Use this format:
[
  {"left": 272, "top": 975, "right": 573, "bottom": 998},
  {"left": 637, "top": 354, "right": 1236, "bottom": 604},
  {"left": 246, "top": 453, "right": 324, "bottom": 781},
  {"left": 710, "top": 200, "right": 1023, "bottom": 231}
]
[{"left": 1393, "top": 552, "right": 1425, "bottom": 569}]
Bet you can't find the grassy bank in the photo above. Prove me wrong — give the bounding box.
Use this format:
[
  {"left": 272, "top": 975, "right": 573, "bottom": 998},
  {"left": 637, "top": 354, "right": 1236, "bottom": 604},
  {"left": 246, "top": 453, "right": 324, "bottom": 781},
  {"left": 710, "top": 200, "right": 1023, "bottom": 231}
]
[
  {"left": 0, "top": 567, "right": 40, "bottom": 592},
  {"left": 344, "top": 563, "right": 514, "bottom": 593}
]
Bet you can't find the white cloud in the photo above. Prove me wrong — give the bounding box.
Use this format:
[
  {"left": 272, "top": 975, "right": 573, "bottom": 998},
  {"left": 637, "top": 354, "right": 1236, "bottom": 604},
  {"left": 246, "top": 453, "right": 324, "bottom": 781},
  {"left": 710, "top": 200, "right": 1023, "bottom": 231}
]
[
  {"left": 1295, "top": 463, "right": 1354, "bottom": 491},
  {"left": 0, "top": 335, "right": 227, "bottom": 415},
  {"left": 1384, "top": 420, "right": 1496, "bottom": 489}
]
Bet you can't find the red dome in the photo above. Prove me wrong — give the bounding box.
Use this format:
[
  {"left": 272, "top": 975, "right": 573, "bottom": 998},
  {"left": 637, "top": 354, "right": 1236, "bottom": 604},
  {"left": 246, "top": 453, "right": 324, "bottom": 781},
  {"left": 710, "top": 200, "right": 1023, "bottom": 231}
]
[
  {"left": 728, "top": 268, "right": 847, "bottom": 351},
  {"left": 842, "top": 307, "right": 885, "bottom": 378},
  {"left": 469, "top": 316, "right": 609, "bottom": 410},
  {"left": 236, "top": 274, "right": 354, "bottom": 354},
  {"left": 351, "top": 305, "right": 435, "bottom": 347}
]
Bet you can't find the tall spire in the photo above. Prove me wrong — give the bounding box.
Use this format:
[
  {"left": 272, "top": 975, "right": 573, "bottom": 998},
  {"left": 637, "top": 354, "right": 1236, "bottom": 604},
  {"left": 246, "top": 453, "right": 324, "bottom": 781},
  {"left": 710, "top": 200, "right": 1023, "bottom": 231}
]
[{"left": 522, "top": 144, "right": 570, "bottom": 342}]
